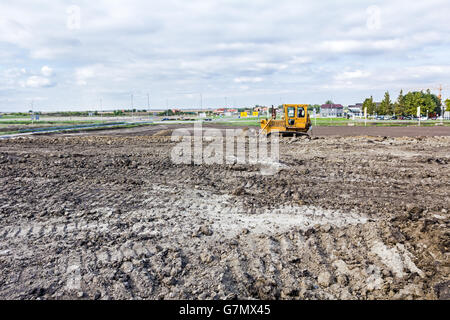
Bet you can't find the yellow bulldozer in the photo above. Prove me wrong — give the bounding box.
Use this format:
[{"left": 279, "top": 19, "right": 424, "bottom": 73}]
[{"left": 260, "top": 104, "right": 311, "bottom": 136}]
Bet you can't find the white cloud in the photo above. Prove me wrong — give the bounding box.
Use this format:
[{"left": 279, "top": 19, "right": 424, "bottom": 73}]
[
  {"left": 338, "top": 70, "right": 372, "bottom": 80},
  {"left": 31, "top": 47, "right": 71, "bottom": 60},
  {"left": 0, "top": 0, "right": 449, "bottom": 111},
  {"left": 75, "top": 66, "right": 96, "bottom": 86},
  {"left": 317, "top": 39, "right": 408, "bottom": 54},
  {"left": 21, "top": 76, "right": 52, "bottom": 88},
  {"left": 234, "top": 77, "right": 264, "bottom": 83},
  {"left": 41, "top": 66, "right": 53, "bottom": 77}
]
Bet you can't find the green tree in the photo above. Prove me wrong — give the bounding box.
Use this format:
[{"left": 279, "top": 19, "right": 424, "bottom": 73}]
[
  {"left": 309, "top": 104, "right": 321, "bottom": 113},
  {"left": 394, "top": 90, "right": 406, "bottom": 116},
  {"left": 379, "top": 91, "right": 393, "bottom": 115},
  {"left": 325, "top": 100, "right": 333, "bottom": 105},
  {"left": 403, "top": 92, "right": 423, "bottom": 116},
  {"left": 363, "top": 96, "right": 376, "bottom": 115},
  {"left": 402, "top": 91, "right": 438, "bottom": 116},
  {"left": 158, "top": 109, "right": 175, "bottom": 116},
  {"left": 423, "top": 89, "right": 439, "bottom": 115},
  {"left": 445, "top": 99, "right": 450, "bottom": 112}
]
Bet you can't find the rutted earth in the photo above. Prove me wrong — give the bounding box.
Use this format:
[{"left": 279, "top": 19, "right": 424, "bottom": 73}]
[{"left": 0, "top": 131, "right": 449, "bottom": 300}]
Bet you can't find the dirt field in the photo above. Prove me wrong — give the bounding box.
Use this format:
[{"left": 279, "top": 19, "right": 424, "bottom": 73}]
[
  {"left": 310, "top": 125, "right": 450, "bottom": 137},
  {"left": 0, "top": 127, "right": 449, "bottom": 300},
  {"left": 56, "top": 123, "right": 450, "bottom": 138}
]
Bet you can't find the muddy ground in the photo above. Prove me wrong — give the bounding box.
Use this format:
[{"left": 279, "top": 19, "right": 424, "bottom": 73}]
[
  {"left": 54, "top": 123, "right": 450, "bottom": 138},
  {"left": 309, "top": 125, "right": 450, "bottom": 137},
  {"left": 0, "top": 127, "right": 449, "bottom": 300}
]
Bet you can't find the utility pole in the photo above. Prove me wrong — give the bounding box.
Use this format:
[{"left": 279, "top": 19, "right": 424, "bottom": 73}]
[
  {"left": 364, "top": 107, "right": 367, "bottom": 127},
  {"left": 438, "top": 84, "right": 442, "bottom": 104},
  {"left": 147, "top": 93, "right": 150, "bottom": 110},
  {"left": 100, "top": 98, "right": 103, "bottom": 122},
  {"left": 31, "top": 99, "right": 34, "bottom": 124},
  {"left": 130, "top": 94, "right": 134, "bottom": 120},
  {"left": 314, "top": 108, "right": 317, "bottom": 127}
]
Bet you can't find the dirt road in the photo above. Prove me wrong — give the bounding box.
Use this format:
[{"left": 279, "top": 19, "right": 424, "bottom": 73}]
[{"left": 0, "top": 132, "right": 449, "bottom": 300}]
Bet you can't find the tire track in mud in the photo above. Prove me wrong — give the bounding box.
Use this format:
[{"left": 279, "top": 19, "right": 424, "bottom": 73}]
[
  {"left": 260, "top": 237, "right": 283, "bottom": 299},
  {"left": 0, "top": 135, "right": 448, "bottom": 299},
  {"left": 277, "top": 234, "right": 303, "bottom": 297},
  {"left": 0, "top": 185, "right": 374, "bottom": 300}
]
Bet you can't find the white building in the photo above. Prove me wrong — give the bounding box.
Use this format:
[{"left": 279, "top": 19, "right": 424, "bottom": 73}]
[{"left": 320, "top": 104, "right": 344, "bottom": 117}]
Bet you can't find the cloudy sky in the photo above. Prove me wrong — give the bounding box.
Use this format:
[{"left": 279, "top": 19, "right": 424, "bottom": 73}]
[{"left": 1, "top": 0, "right": 449, "bottom": 111}]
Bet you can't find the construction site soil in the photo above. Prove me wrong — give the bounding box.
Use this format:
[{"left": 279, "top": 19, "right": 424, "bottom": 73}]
[
  {"left": 0, "top": 125, "right": 449, "bottom": 300},
  {"left": 54, "top": 123, "right": 450, "bottom": 138}
]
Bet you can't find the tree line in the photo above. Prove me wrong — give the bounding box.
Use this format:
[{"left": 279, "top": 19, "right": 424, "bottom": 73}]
[{"left": 363, "top": 90, "right": 444, "bottom": 116}]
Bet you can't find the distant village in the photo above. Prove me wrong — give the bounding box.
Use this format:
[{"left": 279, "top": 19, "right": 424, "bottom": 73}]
[
  {"left": 3, "top": 93, "right": 449, "bottom": 120},
  {"left": 0, "top": 103, "right": 354, "bottom": 118},
  {"left": 209, "top": 104, "right": 351, "bottom": 118},
  {"left": 90, "top": 103, "right": 362, "bottom": 118}
]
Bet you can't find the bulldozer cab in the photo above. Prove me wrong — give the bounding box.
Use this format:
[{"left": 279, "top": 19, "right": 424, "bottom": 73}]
[
  {"left": 260, "top": 104, "right": 311, "bottom": 135},
  {"left": 285, "top": 105, "right": 307, "bottom": 127}
]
